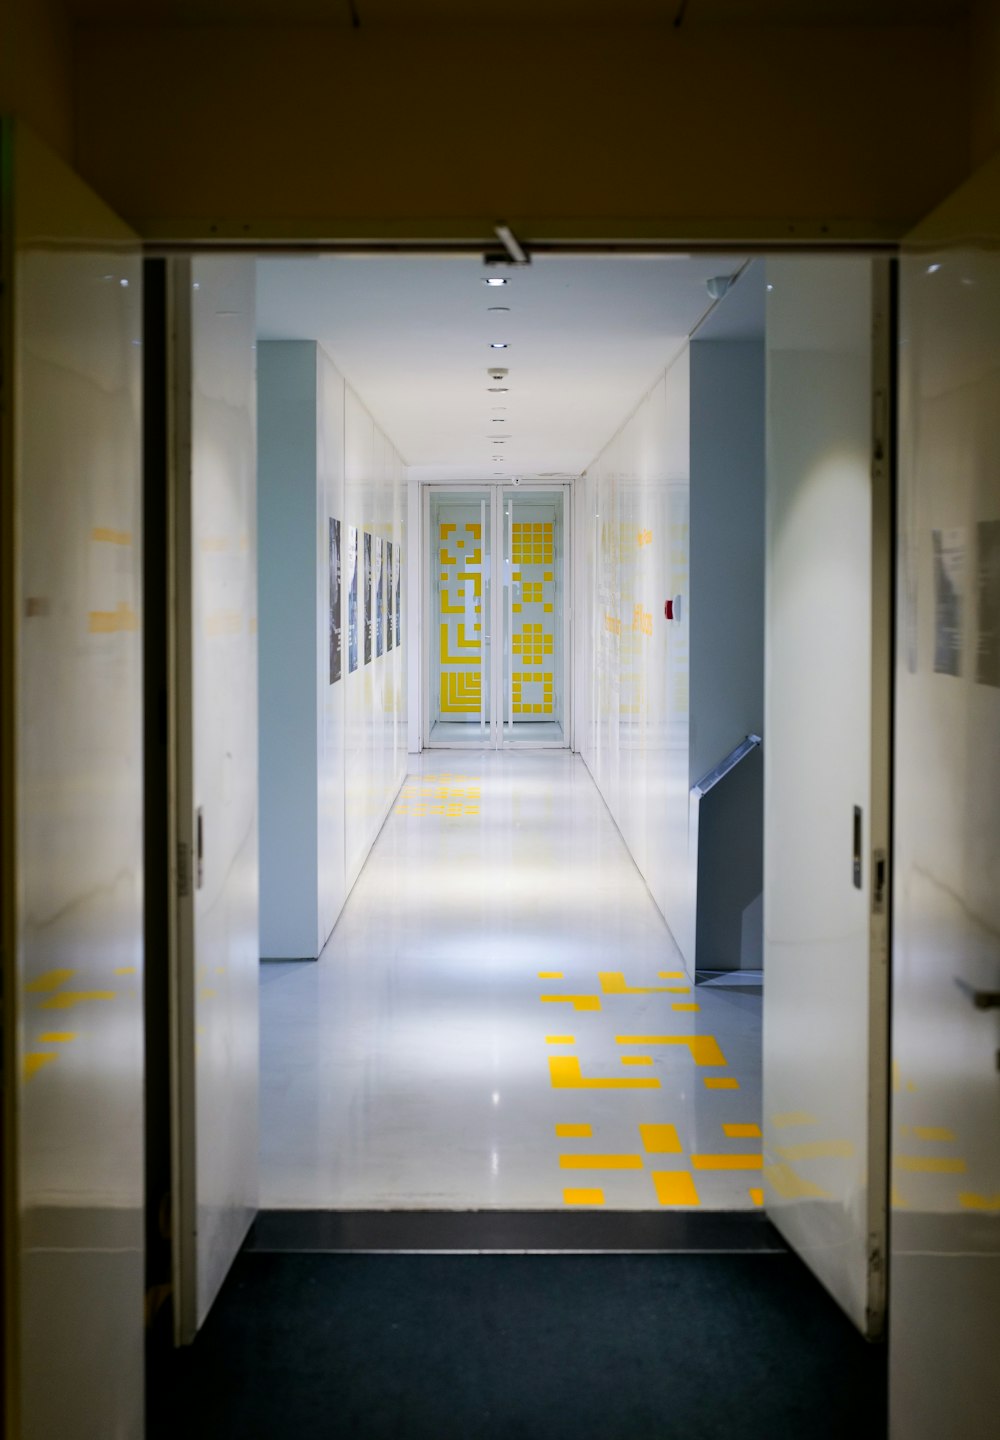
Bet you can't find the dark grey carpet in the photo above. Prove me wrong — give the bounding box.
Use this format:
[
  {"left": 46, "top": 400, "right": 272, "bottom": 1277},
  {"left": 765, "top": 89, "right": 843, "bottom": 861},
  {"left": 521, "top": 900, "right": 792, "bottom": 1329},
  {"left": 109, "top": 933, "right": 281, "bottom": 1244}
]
[{"left": 149, "top": 1251, "right": 886, "bottom": 1439}]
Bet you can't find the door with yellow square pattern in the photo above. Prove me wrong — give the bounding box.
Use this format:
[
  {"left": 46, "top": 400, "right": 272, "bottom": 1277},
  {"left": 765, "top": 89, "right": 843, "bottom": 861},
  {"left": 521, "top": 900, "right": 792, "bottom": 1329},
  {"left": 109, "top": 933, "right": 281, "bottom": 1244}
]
[{"left": 425, "top": 486, "right": 568, "bottom": 747}]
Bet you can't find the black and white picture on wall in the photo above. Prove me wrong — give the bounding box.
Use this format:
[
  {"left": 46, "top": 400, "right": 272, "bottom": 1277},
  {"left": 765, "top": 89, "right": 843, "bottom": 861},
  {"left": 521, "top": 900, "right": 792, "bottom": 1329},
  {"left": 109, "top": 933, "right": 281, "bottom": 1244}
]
[
  {"left": 375, "top": 535, "right": 385, "bottom": 658},
  {"left": 386, "top": 542, "right": 394, "bottom": 652},
  {"left": 347, "top": 525, "right": 359, "bottom": 673},
  {"left": 396, "top": 547, "right": 402, "bottom": 648},
  {"left": 329, "top": 517, "right": 341, "bottom": 684},
  {"left": 364, "top": 531, "right": 373, "bottom": 665}
]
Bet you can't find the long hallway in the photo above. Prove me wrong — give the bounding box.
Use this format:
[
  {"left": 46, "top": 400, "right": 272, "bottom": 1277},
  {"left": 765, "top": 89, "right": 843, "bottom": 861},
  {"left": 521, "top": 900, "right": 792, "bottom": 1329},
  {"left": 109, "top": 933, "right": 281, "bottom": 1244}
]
[{"left": 260, "top": 751, "right": 761, "bottom": 1212}]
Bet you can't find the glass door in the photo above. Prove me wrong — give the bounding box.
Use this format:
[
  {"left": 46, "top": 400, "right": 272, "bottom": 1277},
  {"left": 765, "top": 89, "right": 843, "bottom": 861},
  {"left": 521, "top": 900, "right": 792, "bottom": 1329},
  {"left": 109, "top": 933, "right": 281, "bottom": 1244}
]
[
  {"left": 425, "top": 485, "right": 568, "bottom": 748},
  {"left": 501, "top": 488, "right": 568, "bottom": 745},
  {"left": 427, "top": 490, "right": 491, "bottom": 745}
]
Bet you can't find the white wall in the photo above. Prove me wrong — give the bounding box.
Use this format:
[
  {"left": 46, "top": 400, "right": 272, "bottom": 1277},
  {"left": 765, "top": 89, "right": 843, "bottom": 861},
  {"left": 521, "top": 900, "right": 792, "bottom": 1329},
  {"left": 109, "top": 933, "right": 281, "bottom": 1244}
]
[
  {"left": 258, "top": 343, "right": 320, "bottom": 957},
  {"left": 10, "top": 125, "right": 144, "bottom": 1440},
  {"left": 577, "top": 351, "right": 693, "bottom": 962},
  {"left": 188, "top": 256, "right": 260, "bottom": 1326},
  {"left": 689, "top": 335, "right": 765, "bottom": 972},
  {"left": 258, "top": 340, "right": 407, "bottom": 952},
  {"left": 890, "top": 240, "right": 1000, "bottom": 1439},
  {"left": 344, "top": 383, "right": 407, "bottom": 890},
  {"left": 689, "top": 339, "right": 765, "bottom": 782}
]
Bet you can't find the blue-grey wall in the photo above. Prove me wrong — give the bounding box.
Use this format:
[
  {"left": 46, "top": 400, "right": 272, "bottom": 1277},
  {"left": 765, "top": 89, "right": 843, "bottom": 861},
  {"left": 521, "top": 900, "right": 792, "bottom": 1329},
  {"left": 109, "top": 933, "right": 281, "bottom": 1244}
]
[
  {"left": 690, "top": 335, "right": 765, "bottom": 971},
  {"left": 257, "top": 341, "right": 319, "bottom": 958}
]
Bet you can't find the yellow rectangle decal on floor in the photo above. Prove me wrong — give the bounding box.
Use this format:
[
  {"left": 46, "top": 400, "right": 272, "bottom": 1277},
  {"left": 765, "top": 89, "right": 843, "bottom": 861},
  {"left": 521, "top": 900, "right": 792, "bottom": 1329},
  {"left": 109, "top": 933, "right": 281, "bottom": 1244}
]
[
  {"left": 622, "top": 1056, "right": 653, "bottom": 1066},
  {"left": 640, "top": 1124, "right": 682, "bottom": 1154},
  {"left": 560, "top": 1154, "right": 643, "bottom": 1170},
  {"left": 542, "top": 994, "right": 601, "bottom": 1011},
  {"left": 555, "top": 1124, "right": 592, "bottom": 1139},
  {"left": 704, "top": 1077, "right": 739, "bottom": 1090},
  {"left": 692, "top": 1154, "right": 763, "bottom": 1170},
  {"left": 616, "top": 1036, "right": 726, "bottom": 1067},
  {"left": 652, "top": 1171, "right": 700, "bottom": 1206},
  {"left": 723, "top": 1123, "right": 762, "bottom": 1139},
  {"left": 564, "top": 1189, "right": 604, "bottom": 1206},
  {"left": 549, "top": 1056, "right": 660, "bottom": 1090},
  {"left": 546, "top": 1035, "right": 575, "bottom": 1045}
]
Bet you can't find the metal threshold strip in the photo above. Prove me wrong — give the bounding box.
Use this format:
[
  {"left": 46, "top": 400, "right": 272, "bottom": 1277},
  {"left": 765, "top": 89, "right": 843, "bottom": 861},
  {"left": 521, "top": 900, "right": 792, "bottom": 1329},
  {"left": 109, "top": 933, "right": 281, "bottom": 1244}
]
[{"left": 247, "top": 1209, "right": 786, "bottom": 1255}]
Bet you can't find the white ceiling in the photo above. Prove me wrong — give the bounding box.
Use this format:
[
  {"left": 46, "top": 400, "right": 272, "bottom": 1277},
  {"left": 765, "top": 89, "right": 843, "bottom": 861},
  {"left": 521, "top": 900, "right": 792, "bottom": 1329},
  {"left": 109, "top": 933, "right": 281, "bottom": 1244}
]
[{"left": 255, "top": 254, "right": 752, "bottom": 480}]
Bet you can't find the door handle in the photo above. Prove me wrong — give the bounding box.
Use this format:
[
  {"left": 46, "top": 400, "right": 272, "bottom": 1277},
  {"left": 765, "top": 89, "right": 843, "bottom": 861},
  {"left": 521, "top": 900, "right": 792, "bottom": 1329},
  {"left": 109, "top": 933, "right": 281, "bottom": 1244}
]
[{"left": 954, "top": 977, "right": 1000, "bottom": 1010}]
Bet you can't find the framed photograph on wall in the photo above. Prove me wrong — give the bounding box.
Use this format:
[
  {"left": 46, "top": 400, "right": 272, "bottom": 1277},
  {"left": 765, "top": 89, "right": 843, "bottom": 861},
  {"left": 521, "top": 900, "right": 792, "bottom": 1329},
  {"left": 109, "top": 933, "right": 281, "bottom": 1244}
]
[
  {"left": 364, "top": 531, "right": 373, "bottom": 665},
  {"left": 375, "top": 535, "right": 384, "bottom": 659},
  {"left": 347, "top": 525, "right": 359, "bottom": 673},
  {"left": 329, "top": 517, "right": 342, "bottom": 684}
]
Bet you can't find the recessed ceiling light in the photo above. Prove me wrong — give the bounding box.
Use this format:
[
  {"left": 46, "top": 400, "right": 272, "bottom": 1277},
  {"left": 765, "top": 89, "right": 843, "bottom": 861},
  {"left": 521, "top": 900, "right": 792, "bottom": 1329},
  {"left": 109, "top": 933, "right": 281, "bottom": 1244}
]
[
  {"left": 487, "top": 306, "right": 510, "bottom": 312},
  {"left": 490, "top": 342, "right": 509, "bottom": 349},
  {"left": 484, "top": 277, "right": 508, "bottom": 287},
  {"left": 488, "top": 386, "right": 509, "bottom": 393},
  {"left": 491, "top": 418, "right": 506, "bottom": 423}
]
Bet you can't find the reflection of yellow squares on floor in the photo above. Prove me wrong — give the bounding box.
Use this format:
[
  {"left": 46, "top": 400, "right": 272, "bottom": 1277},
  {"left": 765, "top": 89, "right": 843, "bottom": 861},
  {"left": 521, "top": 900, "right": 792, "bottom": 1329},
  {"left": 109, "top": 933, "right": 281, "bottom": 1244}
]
[{"left": 440, "top": 671, "right": 481, "bottom": 714}]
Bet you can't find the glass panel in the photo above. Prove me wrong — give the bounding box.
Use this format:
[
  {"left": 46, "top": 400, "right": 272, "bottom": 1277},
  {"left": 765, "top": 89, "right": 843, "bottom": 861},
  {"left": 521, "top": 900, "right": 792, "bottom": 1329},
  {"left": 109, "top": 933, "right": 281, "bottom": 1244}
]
[
  {"left": 503, "top": 489, "right": 565, "bottom": 744},
  {"left": 427, "top": 491, "right": 490, "bottom": 745}
]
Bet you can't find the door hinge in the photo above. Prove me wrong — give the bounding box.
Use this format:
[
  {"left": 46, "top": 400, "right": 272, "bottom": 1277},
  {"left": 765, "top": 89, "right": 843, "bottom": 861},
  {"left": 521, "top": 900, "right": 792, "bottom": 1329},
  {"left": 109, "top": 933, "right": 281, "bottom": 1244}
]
[
  {"left": 176, "top": 840, "right": 190, "bottom": 898},
  {"left": 872, "top": 847, "right": 887, "bottom": 914}
]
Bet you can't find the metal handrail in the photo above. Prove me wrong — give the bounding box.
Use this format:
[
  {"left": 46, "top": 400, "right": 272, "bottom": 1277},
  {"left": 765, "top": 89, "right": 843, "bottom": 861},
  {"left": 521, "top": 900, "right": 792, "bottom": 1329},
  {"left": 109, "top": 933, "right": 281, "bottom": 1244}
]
[{"left": 690, "top": 734, "right": 762, "bottom": 800}]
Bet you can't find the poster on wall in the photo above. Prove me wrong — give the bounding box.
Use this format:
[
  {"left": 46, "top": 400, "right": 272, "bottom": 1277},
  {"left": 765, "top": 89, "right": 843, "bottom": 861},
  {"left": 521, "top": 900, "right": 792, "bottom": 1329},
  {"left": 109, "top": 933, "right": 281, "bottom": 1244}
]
[
  {"left": 329, "top": 517, "right": 342, "bottom": 684},
  {"left": 347, "top": 525, "right": 359, "bottom": 673},
  {"left": 932, "top": 527, "right": 966, "bottom": 677},
  {"left": 976, "top": 518, "right": 1000, "bottom": 688},
  {"left": 395, "top": 547, "right": 402, "bottom": 648},
  {"left": 364, "top": 531, "right": 373, "bottom": 665},
  {"left": 386, "top": 542, "right": 394, "bottom": 652},
  {"left": 375, "top": 535, "right": 385, "bottom": 658}
]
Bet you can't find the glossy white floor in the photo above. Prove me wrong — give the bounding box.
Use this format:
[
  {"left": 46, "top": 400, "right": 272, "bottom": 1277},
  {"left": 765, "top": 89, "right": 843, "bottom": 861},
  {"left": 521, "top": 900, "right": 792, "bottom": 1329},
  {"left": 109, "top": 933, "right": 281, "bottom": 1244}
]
[{"left": 260, "top": 751, "right": 762, "bottom": 1210}]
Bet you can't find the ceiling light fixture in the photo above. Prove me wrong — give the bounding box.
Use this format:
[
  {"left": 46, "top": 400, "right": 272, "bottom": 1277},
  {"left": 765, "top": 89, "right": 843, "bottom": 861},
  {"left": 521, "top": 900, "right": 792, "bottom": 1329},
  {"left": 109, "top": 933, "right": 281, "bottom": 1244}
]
[
  {"left": 484, "top": 276, "right": 509, "bottom": 287},
  {"left": 490, "top": 342, "right": 509, "bottom": 349},
  {"left": 488, "top": 386, "right": 509, "bottom": 393},
  {"left": 487, "top": 306, "right": 510, "bottom": 312}
]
